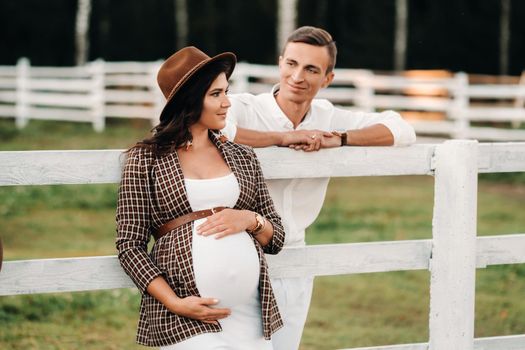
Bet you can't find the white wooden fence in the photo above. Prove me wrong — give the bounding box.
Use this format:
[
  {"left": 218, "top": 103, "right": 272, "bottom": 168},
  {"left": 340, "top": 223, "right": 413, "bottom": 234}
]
[
  {"left": 0, "top": 58, "right": 163, "bottom": 132},
  {"left": 232, "top": 64, "right": 525, "bottom": 141},
  {"left": 1, "top": 58, "right": 525, "bottom": 140},
  {"left": 0, "top": 141, "right": 524, "bottom": 350}
]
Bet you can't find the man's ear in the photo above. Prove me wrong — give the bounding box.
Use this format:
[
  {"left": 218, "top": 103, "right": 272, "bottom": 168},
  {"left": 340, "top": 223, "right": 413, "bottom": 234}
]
[
  {"left": 278, "top": 56, "right": 283, "bottom": 68},
  {"left": 322, "top": 71, "right": 335, "bottom": 88}
]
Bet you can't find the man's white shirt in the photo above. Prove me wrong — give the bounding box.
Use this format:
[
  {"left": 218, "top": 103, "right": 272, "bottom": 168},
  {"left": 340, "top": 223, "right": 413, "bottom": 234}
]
[{"left": 222, "top": 85, "right": 416, "bottom": 247}]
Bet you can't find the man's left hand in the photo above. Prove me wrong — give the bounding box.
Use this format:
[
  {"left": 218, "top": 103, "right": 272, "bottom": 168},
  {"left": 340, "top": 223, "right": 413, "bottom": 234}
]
[
  {"left": 288, "top": 130, "right": 334, "bottom": 152},
  {"left": 320, "top": 133, "right": 342, "bottom": 148}
]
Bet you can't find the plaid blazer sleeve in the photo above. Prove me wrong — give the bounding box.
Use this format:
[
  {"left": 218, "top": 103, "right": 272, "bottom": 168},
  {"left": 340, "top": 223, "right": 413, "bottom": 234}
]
[
  {"left": 116, "top": 147, "right": 163, "bottom": 293},
  {"left": 250, "top": 150, "right": 285, "bottom": 255}
]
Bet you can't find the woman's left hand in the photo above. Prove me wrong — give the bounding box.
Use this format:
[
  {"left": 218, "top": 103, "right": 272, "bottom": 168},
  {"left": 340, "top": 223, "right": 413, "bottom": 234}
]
[{"left": 196, "top": 209, "right": 254, "bottom": 239}]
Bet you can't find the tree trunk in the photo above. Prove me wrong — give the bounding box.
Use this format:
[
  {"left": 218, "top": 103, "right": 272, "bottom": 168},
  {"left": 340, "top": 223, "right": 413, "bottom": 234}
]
[
  {"left": 277, "top": 0, "right": 298, "bottom": 52},
  {"left": 175, "top": 0, "right": 188, "bottom": 49},
  {"left": 499, "top": 0, "right": 511, "bottom": 75},
  {"left": 394, "top": 0, "right": 408, "bottom": 71},
  {"left": 75, "top": 0, "right": 92, "bottom": 66}
]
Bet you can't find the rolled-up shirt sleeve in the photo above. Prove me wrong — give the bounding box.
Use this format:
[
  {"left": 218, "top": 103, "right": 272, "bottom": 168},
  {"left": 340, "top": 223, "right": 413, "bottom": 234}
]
[
  {"left": 221, "top": 118, "right": 238, "bottom": 141},
  {"left": 331, "top": 108, "right": 416, "bottom": 146},
  {"left": 116, "top": 147, "right": 162, "bottom": 293},
  {"left": 222, "top": 93, "right": 256, "bottom": 141}
]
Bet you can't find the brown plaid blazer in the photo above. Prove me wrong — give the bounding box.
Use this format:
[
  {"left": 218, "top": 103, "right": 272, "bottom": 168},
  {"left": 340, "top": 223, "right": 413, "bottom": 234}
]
[{"left": 116, "top": 131, "right": 284, "bottom": 347}]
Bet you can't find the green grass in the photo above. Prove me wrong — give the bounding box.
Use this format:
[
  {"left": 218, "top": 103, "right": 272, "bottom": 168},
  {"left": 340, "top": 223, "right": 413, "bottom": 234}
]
[
  {"left": 0, "top": 119, "right": 524, "bottom": 349},
  {"left": 300, "top": 176, "right": 525, "bottom": 349},
  {"left": 0, "top": 290, "right": 142, "bottom": 350},
  {"left": 0, "top": 184, "right": 118, "bottom": 259},
  {"left": 0, "top": 118, "right": 152, "bottom": 151}
]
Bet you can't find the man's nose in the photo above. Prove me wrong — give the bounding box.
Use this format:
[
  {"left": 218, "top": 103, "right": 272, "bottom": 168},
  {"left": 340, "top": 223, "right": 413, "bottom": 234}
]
[{"left": 291, "top": 69, "right": 304, "bottom": 83}]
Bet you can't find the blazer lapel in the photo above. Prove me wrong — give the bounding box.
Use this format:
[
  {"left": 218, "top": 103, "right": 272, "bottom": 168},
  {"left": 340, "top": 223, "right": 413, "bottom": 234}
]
[
  {"left": 210, "top": 131, "right": 252, "bottom": 210},
  {"left": 154, "top": 151, "right": 193, "bottom": 222}
]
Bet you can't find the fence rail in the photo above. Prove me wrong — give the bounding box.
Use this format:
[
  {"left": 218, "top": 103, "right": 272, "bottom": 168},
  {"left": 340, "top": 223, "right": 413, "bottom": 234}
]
[
  {"left": 1, "top": 59, "right": 525, "bottom": 140},
  {"left": 1, "top": 142, "right": 525, "bottom": 350},
  {"left": 2, "top": 233, "right": 525, "bottom": 296}
]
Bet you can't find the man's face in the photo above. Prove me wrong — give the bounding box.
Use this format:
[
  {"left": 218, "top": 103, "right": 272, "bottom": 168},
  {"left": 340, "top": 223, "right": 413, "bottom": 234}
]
[{"left": 277, "top": 42, "right": 334, "bottom": 104}]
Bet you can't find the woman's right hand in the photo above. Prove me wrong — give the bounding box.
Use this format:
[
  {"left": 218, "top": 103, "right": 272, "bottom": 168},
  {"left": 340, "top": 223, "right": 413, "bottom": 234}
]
[
  {"left": 196, "top": 209, "right": 254, "bottom": 238},
  {"left": 170, "top": 296, "right": 231, "bottom": 325},
  {"left": 147, "top": 276, "right": 231, "bottom": 325}
]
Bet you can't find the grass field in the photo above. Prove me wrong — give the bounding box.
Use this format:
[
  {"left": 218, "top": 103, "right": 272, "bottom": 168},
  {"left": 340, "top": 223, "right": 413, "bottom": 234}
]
[{"left": 1, "top": 119, "right": 524, "bottom": 349}]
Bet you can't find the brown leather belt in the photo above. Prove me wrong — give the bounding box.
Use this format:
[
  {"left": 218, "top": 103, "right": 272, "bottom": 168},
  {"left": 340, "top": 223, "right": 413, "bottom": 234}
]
[{"left": 153, "top": 206, "right": 227, "bottom": 241}]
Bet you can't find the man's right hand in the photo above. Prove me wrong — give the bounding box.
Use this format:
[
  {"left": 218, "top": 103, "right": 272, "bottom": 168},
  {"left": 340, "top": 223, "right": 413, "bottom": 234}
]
[
  {"left": 233, "top": 127, "right": 332, "bottom": 150},
  {"left": 281, "top": 130, "right": 333, "bottom": 151},
  {"left": 284, "top": 130, "right": 334, "bottom": 152},
  {"left": 170, "top": 296, "right": 231, "bottom": 325}
]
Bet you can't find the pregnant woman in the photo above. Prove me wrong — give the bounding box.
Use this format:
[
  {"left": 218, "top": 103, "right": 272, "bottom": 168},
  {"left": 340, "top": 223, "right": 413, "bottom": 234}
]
[{"left": 116, "top": 47, "right": 284, "bottom": 349}]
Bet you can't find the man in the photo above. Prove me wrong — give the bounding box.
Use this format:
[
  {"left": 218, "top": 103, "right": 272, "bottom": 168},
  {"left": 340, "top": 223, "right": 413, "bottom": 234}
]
[{"left": 224, "top": 26, "right": 416, "bottom": 350}]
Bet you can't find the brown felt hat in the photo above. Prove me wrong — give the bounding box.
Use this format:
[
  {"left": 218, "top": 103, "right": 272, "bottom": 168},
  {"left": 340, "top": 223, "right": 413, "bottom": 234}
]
[{"left": 157, "top": 46, "right": 236, "bottom": 118}]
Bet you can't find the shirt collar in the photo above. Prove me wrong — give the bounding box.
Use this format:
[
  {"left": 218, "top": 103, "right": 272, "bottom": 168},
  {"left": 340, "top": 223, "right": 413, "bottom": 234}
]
[
  {"left": 263, "top": 84, "right": 293, "bottom": 129},
  {"left": 269, "top": 84, "right": 313, "bottom": 129}
]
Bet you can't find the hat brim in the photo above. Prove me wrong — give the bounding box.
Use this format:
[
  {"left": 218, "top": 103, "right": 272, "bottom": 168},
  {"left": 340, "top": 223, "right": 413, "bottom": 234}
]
[{"left": 160, "top": 52, "right": 236, "bottom": 121}]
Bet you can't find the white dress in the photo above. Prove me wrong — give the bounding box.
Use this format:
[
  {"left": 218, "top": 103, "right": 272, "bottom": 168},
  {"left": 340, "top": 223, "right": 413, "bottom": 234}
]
[{"left": 160, "top": 173, "right": 272, "bottom": 350}]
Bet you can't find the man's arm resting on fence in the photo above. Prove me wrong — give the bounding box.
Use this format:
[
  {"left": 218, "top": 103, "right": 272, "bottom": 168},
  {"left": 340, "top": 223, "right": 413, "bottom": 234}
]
[
  {"left": 325, "top": 124, "right": 395, "bottom": 148},
  {"left": 286, "top": 124, "right": 395, "bottom": 151},
  {"left": 234, "top": 127, "right": 332, "bottom": 149},
  {"left": 314, "top": 109, "right": 417, "bottom": 149}
]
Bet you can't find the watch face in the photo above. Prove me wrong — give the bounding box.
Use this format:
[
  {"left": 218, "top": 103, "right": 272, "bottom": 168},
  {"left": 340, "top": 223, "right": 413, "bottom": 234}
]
[
  {"left": 256, "top": 214, "right": 264, "bottom": 226},
  {"left": 249, "top": 214, "right": 265, "bottom": 235}
]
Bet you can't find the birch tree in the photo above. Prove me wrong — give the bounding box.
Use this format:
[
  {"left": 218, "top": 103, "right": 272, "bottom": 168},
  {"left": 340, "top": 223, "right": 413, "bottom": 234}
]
[
  {"left": 75, "top": 0, "right": 92, "bottom": 66},
  {"left": 175, "top": 0, "right": 189, "bottom": 49},
  {"left": 499, "top": 0, "right": 511, "bottom": 75},
  {"left": 277, "top": 0, "right": 298, "bottom": 52},
  {"left": 394, "top": 0, "right": 408, "bottom": 71}
]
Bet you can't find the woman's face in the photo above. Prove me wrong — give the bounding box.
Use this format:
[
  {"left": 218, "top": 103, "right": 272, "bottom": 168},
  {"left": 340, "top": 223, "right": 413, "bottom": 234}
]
[{"left": 196, "top": 72, "right": 231, "bottom": 130}]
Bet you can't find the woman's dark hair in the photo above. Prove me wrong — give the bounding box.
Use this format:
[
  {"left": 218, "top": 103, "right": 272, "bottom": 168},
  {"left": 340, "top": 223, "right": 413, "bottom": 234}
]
[{"left": 133, "top": 60, "right": 232, "bottom": 156}]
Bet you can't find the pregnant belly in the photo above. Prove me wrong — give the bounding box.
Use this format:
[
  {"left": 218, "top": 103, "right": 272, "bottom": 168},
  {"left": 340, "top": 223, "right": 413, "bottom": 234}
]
[{"left": 192, "top": 219, "right": 260, "bottom": 308}]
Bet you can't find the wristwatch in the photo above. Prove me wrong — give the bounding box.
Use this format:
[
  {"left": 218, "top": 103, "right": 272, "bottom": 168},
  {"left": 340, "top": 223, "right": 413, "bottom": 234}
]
[
  {"left": 246, "top": 212, "right": 266, "bottom": 236},
  {"left": 331, "top": 130, "right": 348, "bottom": 146}
]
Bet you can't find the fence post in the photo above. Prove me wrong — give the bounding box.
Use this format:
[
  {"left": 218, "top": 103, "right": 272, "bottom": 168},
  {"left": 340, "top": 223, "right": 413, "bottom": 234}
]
[
  {"left": 229, "top": 62, "right": 250, "bottom": 94},
  {"left": 429, "top": 140, "right": 478, "bottom": 350},
  {"left": 450, "top": 72, "right": 469, "bottom": 139},
  {"left": 15, "top": 57, "right": 30, "bottom": 129},
  {"left": 512, "top": 71, "right": 525, "bottom": 129},
  {"left": 354, "top": 71, "right": 375, "bottom": 112},
  {"left": 90, "top": 59, "right": 105, "bottom": 132}
]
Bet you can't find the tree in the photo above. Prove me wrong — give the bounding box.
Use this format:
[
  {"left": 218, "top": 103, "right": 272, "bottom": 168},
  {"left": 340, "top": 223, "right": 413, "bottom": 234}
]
[
  {"left": 499, "top": 0, "right": 511, "bottom": 75},
  {"left": 394, "top": 0, "right": 408, "bottom": 71},
  {"left": 75, "top": 0, "right": 92, "bottom": 65},
  {"left": 277, "top": 0, "right": 298, "bottom": 51},
  {"left": 175, "top": 0, "right": 188, "bottom": 49}
]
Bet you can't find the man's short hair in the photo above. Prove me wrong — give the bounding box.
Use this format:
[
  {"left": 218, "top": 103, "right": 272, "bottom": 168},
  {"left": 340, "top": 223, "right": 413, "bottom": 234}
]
[{"left": 283, "top": 26, "right": 337, "bottom": 73}]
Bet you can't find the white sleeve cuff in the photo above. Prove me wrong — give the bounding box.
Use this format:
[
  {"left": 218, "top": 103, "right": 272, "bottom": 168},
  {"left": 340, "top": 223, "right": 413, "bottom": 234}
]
[{"left": 377, "top": 111, "right": 416, "bottom": 146}]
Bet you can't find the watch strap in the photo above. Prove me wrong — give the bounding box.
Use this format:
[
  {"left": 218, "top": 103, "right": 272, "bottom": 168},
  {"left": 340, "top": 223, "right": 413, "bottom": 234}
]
[
  {"left": 247, "top": 213, "right": 265, "bottom": 236},
  {"left": 331, "top": 130, "right": 348, "bottom": 146}
]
